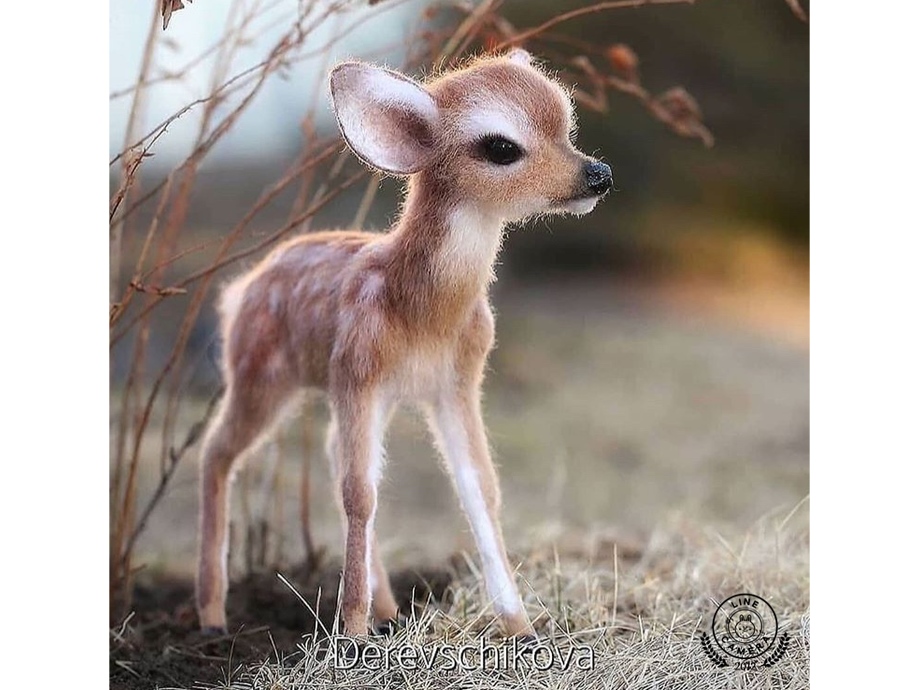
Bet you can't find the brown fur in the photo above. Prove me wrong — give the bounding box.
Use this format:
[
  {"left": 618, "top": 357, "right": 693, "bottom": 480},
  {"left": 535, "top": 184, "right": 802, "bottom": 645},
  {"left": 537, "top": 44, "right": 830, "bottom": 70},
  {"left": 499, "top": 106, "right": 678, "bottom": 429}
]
[{"left": 196, "top": 50, "right": 608, "bottom": 638}]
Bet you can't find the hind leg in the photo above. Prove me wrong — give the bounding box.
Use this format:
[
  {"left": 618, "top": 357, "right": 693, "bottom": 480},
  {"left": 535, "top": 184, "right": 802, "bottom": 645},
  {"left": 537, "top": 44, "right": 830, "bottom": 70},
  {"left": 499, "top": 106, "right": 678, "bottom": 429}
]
[{"left": 196, "top": 381, "right": 296, "bottom": 632}]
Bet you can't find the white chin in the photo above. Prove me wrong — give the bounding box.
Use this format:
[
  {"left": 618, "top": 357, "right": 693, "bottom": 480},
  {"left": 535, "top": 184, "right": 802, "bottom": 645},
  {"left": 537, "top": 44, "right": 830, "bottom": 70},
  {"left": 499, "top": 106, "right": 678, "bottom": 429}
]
[{"left": 556, "top": 196, "right": 598, "bottom": 216}]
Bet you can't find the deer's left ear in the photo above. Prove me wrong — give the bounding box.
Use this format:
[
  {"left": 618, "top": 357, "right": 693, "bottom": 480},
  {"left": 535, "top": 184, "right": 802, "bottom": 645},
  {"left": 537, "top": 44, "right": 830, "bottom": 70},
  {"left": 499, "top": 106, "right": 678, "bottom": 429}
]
[{"left": 329, "top": 62, "right": 439, "bottom": 175}]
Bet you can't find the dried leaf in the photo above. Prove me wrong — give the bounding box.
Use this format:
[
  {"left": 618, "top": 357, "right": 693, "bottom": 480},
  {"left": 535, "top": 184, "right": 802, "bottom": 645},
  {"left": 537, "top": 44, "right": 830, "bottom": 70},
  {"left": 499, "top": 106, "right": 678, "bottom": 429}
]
[
  {"left": 655, "top": 87, "right": 702, "bottom": 122},
  {"left": 129, "top": 281, "right": 187, "bottom": 297},
  {"left": 605, "top": 44, "right": 639, "bottom": 82},
  {"left": 161, "top": 0, "right": 193, "bottom": 31},
  {"left": 157, "top": 286, "right": 188, "bottom": 296},
  {"left": 651, "top": 87, "right": 714, "bottom": 147},
  {"left": 123, "top": 147, "right": 145, "bottom": 170}
]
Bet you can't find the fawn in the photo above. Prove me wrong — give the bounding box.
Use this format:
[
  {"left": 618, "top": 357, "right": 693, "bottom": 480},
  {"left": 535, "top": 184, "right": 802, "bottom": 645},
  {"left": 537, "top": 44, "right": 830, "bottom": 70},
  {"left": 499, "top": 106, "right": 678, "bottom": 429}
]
[{"left": 196, "top": 48, "right": 612, "bottom": 639}]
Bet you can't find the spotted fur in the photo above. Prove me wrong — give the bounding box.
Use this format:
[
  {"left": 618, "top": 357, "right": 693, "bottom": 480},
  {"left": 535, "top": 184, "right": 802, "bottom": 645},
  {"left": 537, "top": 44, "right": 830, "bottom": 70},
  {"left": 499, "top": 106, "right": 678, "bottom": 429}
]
[{"left": 196, "top": 49, "right": 610, "bottom": 638}]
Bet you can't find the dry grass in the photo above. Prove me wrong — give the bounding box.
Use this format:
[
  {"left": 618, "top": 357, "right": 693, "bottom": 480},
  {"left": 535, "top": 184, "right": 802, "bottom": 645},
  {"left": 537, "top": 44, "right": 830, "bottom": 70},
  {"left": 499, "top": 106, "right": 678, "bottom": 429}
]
[{"left": 186, "top": 515, "right": 808, "bottom": 689}]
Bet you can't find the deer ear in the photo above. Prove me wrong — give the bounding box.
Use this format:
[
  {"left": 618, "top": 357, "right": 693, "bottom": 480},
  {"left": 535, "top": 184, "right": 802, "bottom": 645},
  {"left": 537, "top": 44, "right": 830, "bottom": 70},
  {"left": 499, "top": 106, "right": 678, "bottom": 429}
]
[{"left": 329, "top": 62, "right": 439, "bottom": 175}]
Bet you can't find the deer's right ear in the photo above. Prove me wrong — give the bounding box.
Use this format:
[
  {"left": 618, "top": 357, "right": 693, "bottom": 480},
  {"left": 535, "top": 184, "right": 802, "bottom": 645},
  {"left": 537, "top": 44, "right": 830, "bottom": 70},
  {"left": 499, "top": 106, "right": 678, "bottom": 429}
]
[{"left": 329, "top": 62, "right": 439, "bottom": 175}]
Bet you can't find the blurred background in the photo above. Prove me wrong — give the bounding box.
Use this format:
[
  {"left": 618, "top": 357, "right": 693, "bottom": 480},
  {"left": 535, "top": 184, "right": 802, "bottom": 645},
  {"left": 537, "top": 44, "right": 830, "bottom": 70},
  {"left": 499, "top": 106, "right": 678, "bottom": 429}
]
[{"left": 110, "top": 0, "right": 808, "bottom": 588}]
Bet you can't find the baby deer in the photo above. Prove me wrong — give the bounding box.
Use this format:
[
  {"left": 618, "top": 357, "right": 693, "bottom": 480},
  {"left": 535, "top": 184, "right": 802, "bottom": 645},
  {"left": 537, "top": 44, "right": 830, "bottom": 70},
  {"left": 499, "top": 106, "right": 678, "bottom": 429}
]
[{"left": 196, "top": 48, "right": 612, "bottom": 639}]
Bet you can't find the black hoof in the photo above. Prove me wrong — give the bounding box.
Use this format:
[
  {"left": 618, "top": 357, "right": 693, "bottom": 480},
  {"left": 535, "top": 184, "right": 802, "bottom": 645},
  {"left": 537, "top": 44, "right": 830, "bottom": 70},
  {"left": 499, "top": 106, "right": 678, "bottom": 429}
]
[
  {"left": 372, "top": 613, "right": 409, "bottom": 637},
  {"left": 200, "top": 625, "right": 228, "bottom": 637}
]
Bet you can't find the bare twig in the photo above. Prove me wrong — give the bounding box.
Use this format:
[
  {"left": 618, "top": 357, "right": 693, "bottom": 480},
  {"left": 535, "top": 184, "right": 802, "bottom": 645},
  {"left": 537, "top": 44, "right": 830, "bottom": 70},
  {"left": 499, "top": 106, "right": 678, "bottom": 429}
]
[
  {"left": 111, "top": 0, "right": 355, "bottom": 612},
  {"left": 492, "top": 0, "right": 695, "bottom": 52},
  {"left": 110, "top": 141, "right": 342, "bottom": 346},
  {"left": 785, "top": 0, "right": 808, "bottom": 22},
  {"left": 121, "top": 385, "right": 224, "bottom": 564},
  {"left": 110, "top": 0, "right": 160, "bottom": 303},
  {"left": 566, "top": 54, "right": 714, "bottom": 147},
  {"left": 441, "top": 0, "right": 503, "bottom": 64}
]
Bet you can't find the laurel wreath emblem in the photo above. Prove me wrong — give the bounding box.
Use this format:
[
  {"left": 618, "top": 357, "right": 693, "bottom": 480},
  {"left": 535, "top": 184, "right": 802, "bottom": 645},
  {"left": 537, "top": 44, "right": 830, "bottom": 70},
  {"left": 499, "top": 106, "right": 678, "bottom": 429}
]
[
  {"left": 699, "top": 632, "right": 729, "bottom": 667},
  {"left": 761, "top": 631, "right": 789, "bottom": 668}
]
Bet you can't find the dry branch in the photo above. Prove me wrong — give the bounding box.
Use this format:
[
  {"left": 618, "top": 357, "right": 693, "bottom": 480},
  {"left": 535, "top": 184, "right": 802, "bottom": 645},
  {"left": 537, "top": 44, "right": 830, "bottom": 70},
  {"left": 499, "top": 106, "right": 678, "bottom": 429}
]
[
  {"left": 785, "top": 0, "right": 808, "bottom": 22},
  {"left": 119, "top": 385, "right": 224, "bottom": 565},
  {"left": 492, "top": 0, "right": 695, "bottom": 52},
  {"left": 110, "top": 0, "right": 363, "bottom": 612}
]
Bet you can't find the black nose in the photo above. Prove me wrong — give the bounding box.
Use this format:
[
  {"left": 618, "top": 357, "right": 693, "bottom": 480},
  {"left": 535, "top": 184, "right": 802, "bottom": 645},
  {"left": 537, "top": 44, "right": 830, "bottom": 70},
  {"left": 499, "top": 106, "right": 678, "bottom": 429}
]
[{"left": 584, "top": 161, "right": 612, "bottom": 195}]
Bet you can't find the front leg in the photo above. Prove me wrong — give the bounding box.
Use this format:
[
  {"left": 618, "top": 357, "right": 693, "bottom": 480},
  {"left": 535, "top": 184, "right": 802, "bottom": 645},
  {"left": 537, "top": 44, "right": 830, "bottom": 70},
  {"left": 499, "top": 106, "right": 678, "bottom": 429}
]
[
  {"left": 326, "top": 406, "right": 400, "bottom": 633},
  {"left": 426, "top": 387, "right": 533, "bottom": 637}
]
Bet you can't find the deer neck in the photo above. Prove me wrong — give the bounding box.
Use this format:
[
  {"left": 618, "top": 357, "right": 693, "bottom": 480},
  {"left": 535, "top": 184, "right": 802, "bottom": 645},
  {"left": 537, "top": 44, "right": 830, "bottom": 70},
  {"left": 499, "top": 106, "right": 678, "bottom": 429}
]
[{"left": 383, "top": 175, "right": 506, "bottom": 333}]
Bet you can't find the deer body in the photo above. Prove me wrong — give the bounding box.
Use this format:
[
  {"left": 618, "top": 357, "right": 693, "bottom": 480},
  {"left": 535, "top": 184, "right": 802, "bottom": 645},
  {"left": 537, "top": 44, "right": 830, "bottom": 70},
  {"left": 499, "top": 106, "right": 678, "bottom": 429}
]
[{"left": 196, "top": 49, "right": 612, "bottom": 639}]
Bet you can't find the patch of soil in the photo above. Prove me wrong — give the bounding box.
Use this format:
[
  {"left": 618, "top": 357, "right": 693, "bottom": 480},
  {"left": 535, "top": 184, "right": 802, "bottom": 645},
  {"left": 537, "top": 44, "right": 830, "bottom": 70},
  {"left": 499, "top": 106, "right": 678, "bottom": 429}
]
[{"left": 110, "top": 560, "right": 456, "bottom": 690}]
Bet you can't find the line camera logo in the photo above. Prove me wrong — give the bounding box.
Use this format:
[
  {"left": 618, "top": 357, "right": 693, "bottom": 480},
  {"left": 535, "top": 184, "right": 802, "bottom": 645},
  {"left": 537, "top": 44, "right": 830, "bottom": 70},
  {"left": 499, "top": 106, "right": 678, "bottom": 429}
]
[{"left": 699, "top": 593, "right": 789, "bottom": 670}]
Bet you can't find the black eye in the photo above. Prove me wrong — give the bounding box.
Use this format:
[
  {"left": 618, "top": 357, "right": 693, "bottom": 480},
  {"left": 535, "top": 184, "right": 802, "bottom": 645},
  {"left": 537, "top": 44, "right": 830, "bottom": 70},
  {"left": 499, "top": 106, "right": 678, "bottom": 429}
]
[{"left": 477, "top": 135, "right": 524, "bottom": 165}]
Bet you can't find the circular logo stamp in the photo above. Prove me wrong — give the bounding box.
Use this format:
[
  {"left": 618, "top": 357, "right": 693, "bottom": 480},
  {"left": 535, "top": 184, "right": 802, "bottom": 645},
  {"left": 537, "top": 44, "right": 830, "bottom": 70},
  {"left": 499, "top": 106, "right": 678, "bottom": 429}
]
[
  {"left": 712, "top": 593, "right": 777, "bottom": 659},
  {"left": 699, "top": 593, "right": 788, "bottom": 669}
]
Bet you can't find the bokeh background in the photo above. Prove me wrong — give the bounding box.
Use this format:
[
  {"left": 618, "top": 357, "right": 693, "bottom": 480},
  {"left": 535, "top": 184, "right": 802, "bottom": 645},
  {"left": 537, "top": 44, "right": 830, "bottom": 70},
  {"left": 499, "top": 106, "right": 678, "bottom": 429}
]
[{"left": 110, "top": 0, "right": 808, "bottom": 582}]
